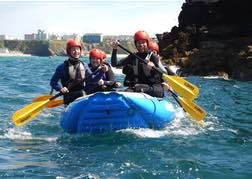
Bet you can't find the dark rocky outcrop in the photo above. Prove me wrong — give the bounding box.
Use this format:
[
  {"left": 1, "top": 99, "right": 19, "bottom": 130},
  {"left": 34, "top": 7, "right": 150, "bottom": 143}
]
[{"left": 157, "top": 0, "right": 252, "bottom": 81}]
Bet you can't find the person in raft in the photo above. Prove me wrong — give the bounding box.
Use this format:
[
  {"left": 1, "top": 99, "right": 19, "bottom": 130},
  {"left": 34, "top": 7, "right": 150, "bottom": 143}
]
[
  {"left": 111, "top": 30, "right": 164, "bottom": 98},
  {"left": 50, "top": 39, "right": 95, "bottom": 105},
  {"left": 148, "top": 41, "right": 167, "bottom": 74},
  {"left": 148, "top": 41, "right": 174, "bottom": 92},
  {"left": 85, "top": 48, "right": 121, "bottom": 95}
]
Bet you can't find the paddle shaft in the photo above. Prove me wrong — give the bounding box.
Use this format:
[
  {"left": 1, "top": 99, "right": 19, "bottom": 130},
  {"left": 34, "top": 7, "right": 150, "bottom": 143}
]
[
  {"left": 49, "top": 92, "right": 62, "bottom": 101},
  {"left": 168, "top": 90, "right": 183, "bottom": 109},
  {"left": 117, "top": 44, "right": 163, "bottom": 74}
]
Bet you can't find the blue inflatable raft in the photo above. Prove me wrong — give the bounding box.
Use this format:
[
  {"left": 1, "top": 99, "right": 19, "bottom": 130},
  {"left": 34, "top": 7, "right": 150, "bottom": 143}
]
[{"left": 60, "top": 91, "right": 177, "bottom": 134}]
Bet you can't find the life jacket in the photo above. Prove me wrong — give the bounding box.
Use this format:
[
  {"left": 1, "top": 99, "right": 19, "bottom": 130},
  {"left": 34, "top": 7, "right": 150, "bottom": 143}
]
[
  {"left": 63, "top": 60, "right": 85, "bottom": 91},
  {"left": 132, "top": 51, "right": 154, "bottom": 83}
]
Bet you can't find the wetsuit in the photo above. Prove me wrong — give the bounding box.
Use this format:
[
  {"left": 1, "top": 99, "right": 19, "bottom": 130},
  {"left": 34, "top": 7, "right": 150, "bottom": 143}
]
[
  {"left": 111, "top": 49, "right": 164, "bottom": 98},
  {"left": 85, "top": 62, "right": 118, "bottom": 95},
  {"left": 50, "top": 59, "right": 92, "bottom": 105}
]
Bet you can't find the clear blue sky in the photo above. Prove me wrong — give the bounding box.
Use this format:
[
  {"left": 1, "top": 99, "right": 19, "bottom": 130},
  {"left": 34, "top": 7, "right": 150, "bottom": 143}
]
[{"left": 0, "top": 0, "right": 184, "bottom": 39}]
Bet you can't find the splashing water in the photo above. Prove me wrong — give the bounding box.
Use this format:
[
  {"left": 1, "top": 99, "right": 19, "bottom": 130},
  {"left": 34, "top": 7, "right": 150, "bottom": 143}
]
[{"left": 0, "top": 56, "right": 251, "bottom": 178}]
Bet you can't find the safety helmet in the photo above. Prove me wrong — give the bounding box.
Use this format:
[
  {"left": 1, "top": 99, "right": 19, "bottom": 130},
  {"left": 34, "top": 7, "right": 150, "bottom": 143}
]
[
  {"left": 66, "top": 39, "right": 82, "bottom": 56},
  {"left": 89, "top": 48, "right": 103, "bottom": 60},
  {"left": 134, "top": 30, "right": 150, "bottom": 44},
  {"left": 148, "top": 41, "right": 159, "bottom": 53},
  {"left": 100, "top": 50, "right": 107, "bottom": 60}
]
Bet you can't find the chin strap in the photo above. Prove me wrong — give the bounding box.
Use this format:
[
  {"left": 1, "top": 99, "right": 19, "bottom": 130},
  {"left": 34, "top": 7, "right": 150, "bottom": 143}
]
[{"left": 68, "top": 57, "right": 79, "bottom": 64}]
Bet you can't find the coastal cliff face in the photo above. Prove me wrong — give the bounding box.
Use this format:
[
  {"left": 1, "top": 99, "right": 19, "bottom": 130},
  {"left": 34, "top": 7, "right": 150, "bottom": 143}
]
[
  {"left": 157, "top": 0, "right": 252, "bottom": 81},
  {"left": 0, "top": 40, "right": 134, "bottom": 57}
]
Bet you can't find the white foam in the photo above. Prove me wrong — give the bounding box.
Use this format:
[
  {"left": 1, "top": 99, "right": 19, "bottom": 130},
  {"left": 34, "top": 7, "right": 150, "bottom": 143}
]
[
  {"left": 164, "top": 103, "right": 176, "bottom": 112},
  {"left": 203, "top": 75, "right": 230, "bottom": 80},
  {"left": 204, "top": 76, "right": 222, "bottom": 79},
  {"left": 198, "top": 112, "right": 238, "bottom": 135},
  {"left": 119, "top": 108, "right": 204, "bottom": 138},
  {"left": 1, "top": 128, "right": 57, "bottom": 142}
]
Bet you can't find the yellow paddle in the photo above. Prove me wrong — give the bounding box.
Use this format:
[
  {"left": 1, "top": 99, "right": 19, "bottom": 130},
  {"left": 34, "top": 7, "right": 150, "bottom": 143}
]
[
  {"left": 117, "top": 43, "right": 206, "bottom": 122},
  {"left": 12, "top": 93, "right": 62, "bottom": 126},
  {"left": 46, "top": 99, "right": 64, "bottom": 108},
  {"left": 162, "top": 75, "right": 199, "bottom": 101},
  {"left": 12, "top": 67, "right": 104, "bottom": 127},
  {"left": 117, "top": 44, "right": 199, "bottom": 100},
  {"left": 33, "top": 95, "right": 53, "bottom": 101},
  {"left": 33, "top": 95, "right": 64, "bottom": 108},
  {"left": 169, "top": 89, "right": 207, "bottom": 122}
]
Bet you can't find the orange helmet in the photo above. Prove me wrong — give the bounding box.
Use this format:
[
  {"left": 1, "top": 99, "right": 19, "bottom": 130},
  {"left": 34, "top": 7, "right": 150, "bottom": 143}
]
[
  {"left": 66, "top": 39, "right": 82, "bottom": 56},
  {"left": 89, "top": 48, "right": 103, "bottom": 60},
  {"left": 134, "top": 30, "right": 150, "bottom": 44},
  {"left": 148, "top": 41, "right": 159, "bottom": 53}
]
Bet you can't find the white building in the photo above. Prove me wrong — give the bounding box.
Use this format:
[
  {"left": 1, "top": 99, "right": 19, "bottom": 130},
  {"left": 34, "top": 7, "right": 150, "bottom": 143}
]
[
  {"left": 37, "top": 29, "right": 48, "bottom": 40},
  {"left": 48, "top": 34, "right": 61, "bottom": 40},
  {"left": 24, "top": 29, "right": 49, "bottom": 40},
  {"left": 118, "top": 35, "right": 133, "bottom": 41},
  {"left": 0, "top": 35, "right": 8, "bottom": 40},
  {"left": 24, "top": 33, "right": 37, "bottom": 40},
  {"left": 62, "top": 34, "right": 81, "bottom": 41}
]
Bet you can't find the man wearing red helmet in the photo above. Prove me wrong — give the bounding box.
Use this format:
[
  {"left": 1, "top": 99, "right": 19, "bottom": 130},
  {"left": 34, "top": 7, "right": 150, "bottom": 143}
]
[
  {"left": 111, "top": 30, "right": 164, "bottom": 98},
  {"left": 50, "top": 39, "right": 93, "bottom": 105},
  {"left": 85, "top": 48, "right": 121, "bottom": 94}
]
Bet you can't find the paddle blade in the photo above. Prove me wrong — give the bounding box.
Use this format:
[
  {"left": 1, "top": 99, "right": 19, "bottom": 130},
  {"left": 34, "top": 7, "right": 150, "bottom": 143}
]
[
  {"left": 12, "top": 99, "right": 50, "bottom": 126},
  {"left": 46, "top": 99, "right": 64, "bottom": 108},
  {"left": 33, "top": 95, "right": 63, "bottom": 108},
  {"left": 162, "top": 74, "right": 199, "bottom": 101},
  {"left": 177, "top": 96, "right": 207, "bottom": 122},
  {"left": 33, "top": 95, "right": 53, "bottom": 102}
]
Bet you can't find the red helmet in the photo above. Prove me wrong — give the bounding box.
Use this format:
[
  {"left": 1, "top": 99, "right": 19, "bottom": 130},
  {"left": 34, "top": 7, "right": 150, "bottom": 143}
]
[
  {"left": 148, "top": 41, "right": 159, "bottom": 53},
  {"left": 134, "top": 30, "right": 150, "bottom": 44},
  {"left": 66, "top": 39, "right": 82, "bottom": 56},
  {"left": 100, "top": 50, "right": 107, "bottom": 60},
  {"left": 89, "top": 48, "right": 103, "bottom": 60}
]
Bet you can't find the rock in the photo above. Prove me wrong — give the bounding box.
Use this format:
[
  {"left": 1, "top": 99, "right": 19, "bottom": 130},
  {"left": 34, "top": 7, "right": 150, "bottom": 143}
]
[{"left": 157, "top": 0, "right": 252, "bottom": 81}]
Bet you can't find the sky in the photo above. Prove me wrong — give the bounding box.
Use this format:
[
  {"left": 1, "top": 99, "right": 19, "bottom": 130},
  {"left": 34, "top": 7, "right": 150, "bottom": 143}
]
[{"left": 0, "top": 0, "right": 185, "bottom": 39}]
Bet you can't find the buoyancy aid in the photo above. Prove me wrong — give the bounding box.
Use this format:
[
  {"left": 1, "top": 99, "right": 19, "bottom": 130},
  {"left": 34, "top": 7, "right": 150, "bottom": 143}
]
[
  {"left": 63, "top": 60, "right": 85, "bottom": 91},
  {"left": 132, "top": 51, "right": 156, "bottom": 83}
]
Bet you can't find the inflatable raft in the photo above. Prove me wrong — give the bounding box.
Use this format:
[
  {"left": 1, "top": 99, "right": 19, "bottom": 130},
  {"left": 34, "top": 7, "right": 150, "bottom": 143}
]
[{"left": 60, "top": 91, "right": 177, "bottom": 134}]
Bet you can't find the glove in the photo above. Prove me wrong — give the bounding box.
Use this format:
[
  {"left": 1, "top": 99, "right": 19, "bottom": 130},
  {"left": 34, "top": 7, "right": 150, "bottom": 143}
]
[
  {"left": 113, "top": 82, "right": 121, "bottom": 88},
  {"left": 101, "top": 64, "right": 109, "bottom": 72},
  {"left": 97, "top": 79, "right": 104, "bottom": 86}
]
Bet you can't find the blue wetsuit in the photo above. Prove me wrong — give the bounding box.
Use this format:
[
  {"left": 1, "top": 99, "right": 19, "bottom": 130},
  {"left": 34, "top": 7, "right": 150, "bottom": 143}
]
[
  {"left": 85, "top": 62, "right": 117, "bottom": 95},
  {"left": 50, "top": 59, "right": 102, "bottom": 104}
]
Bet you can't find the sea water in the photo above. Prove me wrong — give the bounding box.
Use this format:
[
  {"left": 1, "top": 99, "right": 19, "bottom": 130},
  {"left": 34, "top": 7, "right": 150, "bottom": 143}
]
[{"left": 0, "top": 56, "right": 251, "bottom": 178}]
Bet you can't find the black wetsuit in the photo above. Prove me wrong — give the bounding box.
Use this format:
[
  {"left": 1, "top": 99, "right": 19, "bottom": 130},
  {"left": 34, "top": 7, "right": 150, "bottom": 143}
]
[
  {"left": 50, "top": 59, "right": 92, "bottom": 105},
  {"left": 111, "top": 49, "right": 164, "bottom": 98}
]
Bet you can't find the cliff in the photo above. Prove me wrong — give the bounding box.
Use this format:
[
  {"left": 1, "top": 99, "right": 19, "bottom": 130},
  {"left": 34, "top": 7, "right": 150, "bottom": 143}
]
[
  {"left": 157, "top": 0, "right": 252, "bottom": 81},
  {"left": 0, "top": 40, "right": 134, "bottom": 57},
  {"left": 1, "top": 40, "right": 52, "bottom": 56}
]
